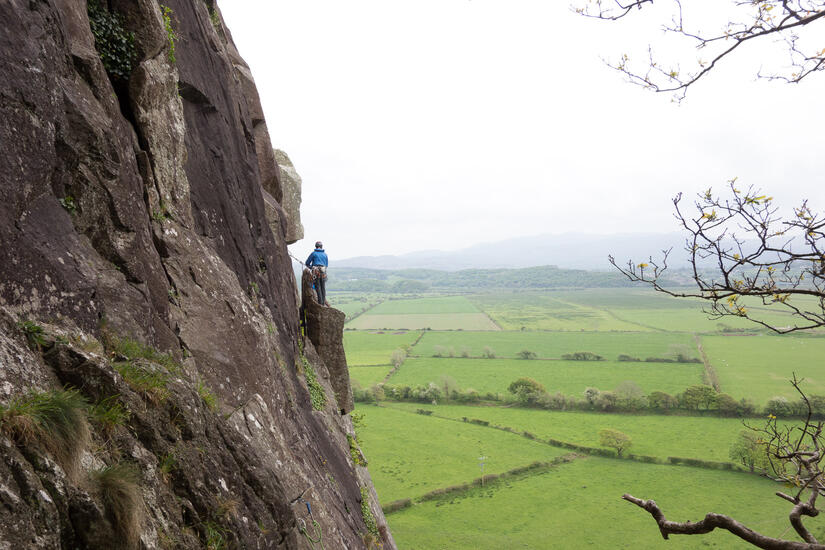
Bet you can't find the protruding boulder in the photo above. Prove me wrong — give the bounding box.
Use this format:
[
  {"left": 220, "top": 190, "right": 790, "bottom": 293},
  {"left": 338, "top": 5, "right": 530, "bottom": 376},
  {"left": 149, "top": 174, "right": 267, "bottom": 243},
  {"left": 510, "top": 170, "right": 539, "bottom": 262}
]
[
  {"left": 274, "top": 149, "right": 304, "bottom": 244},
  {"left": 301, "top": 270, "right": 353, "bottom": 414}
]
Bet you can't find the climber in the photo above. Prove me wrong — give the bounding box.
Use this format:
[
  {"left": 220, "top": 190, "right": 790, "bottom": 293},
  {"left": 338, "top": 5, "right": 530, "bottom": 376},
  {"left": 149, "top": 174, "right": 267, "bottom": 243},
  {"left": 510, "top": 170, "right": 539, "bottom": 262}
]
[{"left": 305, "top": 241, "right": 328, "bottom": 306}]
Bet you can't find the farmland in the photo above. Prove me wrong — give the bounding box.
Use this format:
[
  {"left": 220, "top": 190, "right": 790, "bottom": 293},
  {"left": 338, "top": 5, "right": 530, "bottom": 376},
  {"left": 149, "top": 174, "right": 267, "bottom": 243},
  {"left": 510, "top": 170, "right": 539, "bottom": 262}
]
[
  {"left": 345, "top": 296, "right": 499, "bottom": 330},
  {"left": 382, "top": 403, "right": 747, "bottom": 462},
  {"left": 414, "top": 330, "right": 699, "bottom": 360},
  {"left": 387, "top": 357, "right": 703, "bottom": 397},
  {"left": 338, "top": 286, "right": 825, "bottom": 548}
]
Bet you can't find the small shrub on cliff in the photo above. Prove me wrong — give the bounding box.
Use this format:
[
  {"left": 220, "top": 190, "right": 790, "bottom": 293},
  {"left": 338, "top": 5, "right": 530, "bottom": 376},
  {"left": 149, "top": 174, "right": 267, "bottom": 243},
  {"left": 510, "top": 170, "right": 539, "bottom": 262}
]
[
  {"left": 87, "top": 0, "right": 136, "bottom": 81},
  {"left": 91, "top": 463, "right": 142, "bottom": 549},
  {"left": 209, "top": 6, "right": 221, "bottom": 30},
  {"left": 17, "top": 320, "right": 46, "bottom": 351},
  {"left": 59, "top": 196, "right": 77, "bottom": 214},
  {"left": 348, "top": 434, "right": 368, "bottom": 466},
  {"left": 0, "top": 388, "right": 90, "bottom": 475},
  {"left": 360, "top": 486, "right": 379, "bottom": 537},
  {"left": 160, "top": 5, "right": 177, "bottom": 64},
  {"left": 302, "top": 358, "right": 327, "bottom": 411}
]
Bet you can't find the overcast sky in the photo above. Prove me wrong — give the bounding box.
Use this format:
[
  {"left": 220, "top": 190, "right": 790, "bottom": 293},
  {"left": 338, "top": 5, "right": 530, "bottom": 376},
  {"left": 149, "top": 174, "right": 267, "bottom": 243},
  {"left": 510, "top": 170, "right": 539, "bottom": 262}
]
[{"left": 219, "top": 1, "right": 825, "bottom": 261}]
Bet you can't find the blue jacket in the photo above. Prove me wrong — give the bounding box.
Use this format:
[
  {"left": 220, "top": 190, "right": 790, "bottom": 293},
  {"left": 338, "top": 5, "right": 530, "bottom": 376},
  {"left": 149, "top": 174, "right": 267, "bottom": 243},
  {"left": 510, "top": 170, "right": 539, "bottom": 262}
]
[{"left": 306, "top": 249, "right": 328, "bottom": 267}]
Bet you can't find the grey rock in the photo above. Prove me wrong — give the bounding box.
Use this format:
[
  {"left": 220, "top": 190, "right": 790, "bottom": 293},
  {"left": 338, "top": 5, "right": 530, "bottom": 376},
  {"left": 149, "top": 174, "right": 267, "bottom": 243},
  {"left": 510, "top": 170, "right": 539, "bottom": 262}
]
[
  {"left": 301, "top": 271, "right": 354, "bottom": 414},
  {"left": 275, "top": 149, "right": 305, "bottom": 244}
]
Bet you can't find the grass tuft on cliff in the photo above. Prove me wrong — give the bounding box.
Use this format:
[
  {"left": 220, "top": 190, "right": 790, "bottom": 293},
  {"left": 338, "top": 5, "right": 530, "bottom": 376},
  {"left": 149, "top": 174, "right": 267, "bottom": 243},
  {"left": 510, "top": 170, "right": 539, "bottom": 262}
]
[
  {"left": 91, "top": 463, "right": 143, "bottom": 549},
  {"left": 0, "top": 388, "right": 90, "bottom": 476},
  {"left": 196, "top": 379, "right": 219, "bottom": 411},
  {"left": 103, "top": 333, "right": 181, "bottom": 373},
  {"left": 89, "top": 396, "right": 130, "bottom": 435},
  {"left": 114, "top": 362, "right": 170, "bottom": 402}
]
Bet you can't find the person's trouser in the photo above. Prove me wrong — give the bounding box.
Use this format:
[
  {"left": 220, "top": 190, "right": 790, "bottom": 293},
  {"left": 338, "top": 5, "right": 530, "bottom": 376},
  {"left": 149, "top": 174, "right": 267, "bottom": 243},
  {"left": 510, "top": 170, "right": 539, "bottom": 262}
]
[{"left": 316, "top": 275, "right": 326, "bottom": 305}]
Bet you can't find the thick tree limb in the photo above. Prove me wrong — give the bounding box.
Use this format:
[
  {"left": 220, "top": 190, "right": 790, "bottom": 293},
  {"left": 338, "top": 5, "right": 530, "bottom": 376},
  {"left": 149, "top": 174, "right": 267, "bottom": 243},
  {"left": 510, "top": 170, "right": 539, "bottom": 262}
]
[{"left": 622, "top": 494, "right": 825, "bottom": 549}]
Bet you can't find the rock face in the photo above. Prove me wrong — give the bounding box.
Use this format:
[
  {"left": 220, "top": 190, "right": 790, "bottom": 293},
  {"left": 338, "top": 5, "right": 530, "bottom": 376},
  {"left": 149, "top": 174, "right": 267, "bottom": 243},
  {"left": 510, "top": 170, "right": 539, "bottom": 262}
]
[
  {"left": 274, "top": 149, "right": 305, "bottom": 244},
  {"left": 0, "top": 1, "right": 393, "bottom": 548},
  {"left": 301, "top": 271, "right": 354, "bottom": 414}
]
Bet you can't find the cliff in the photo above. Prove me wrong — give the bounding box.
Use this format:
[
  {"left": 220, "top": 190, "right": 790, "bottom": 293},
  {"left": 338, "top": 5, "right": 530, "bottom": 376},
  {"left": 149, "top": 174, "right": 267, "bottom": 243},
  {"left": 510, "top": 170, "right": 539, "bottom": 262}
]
[{"left": 0, "top": 0, "right": 393, "bottom": 548}]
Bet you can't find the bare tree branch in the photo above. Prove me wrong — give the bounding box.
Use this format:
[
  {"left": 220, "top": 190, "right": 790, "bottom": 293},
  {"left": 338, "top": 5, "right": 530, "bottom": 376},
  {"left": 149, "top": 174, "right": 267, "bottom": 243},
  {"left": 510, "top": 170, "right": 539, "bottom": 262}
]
[
  {"left": 574, "top": 1, "right": 825, "bottom": 99},
  {"left": 609, "top": 184, "right": 825, "bottom": 333}
]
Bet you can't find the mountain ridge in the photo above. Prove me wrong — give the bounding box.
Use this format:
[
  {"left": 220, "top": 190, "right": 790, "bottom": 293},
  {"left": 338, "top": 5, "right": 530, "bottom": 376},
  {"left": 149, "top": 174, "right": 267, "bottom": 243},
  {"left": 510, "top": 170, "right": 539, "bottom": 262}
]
[{"left": 336, "top": 232, "right": 690, "bottom": 271}]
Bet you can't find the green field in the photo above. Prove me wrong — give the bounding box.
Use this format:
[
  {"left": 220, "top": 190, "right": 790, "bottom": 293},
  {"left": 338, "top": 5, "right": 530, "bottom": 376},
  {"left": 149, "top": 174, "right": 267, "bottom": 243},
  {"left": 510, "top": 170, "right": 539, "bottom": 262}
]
[
  {"left": 387, "top": 456, "right": 809, "bottom": 549},
  {"left": 346, "top": 313, "right": 499, "bottom": 330},
  {"left": 350, "top": 366, "right": 393, "bottom": 388},
  {"left": 343, "top": 295, "right": 502, "bottom": 330},
  {"left": 701, "top": 334, "right": 825, "bottom": 403},
  {"left": 340, "top": 287, "right": 825, "bottom": 548},
  {"left": 387, "top": 402, "right": 745, "bottom": 462},
  {"left": 468, "top": 288, "right": 805, "bottom": 333},
  {"left": 469, "top": 291, "right": 649, "bottom": 331},
  {"left": 366, "top": 296, "right": 482, "bottom": 314},
  {"left": 343, "top": 330, "right": 422, "bottom": 365},
  {"left": 415, "top": 331, "right": 699, "bottom": 360},
  {"left": 357, "top": 405, "right": 567, "bottom": 502},
  {"left": 388, "top": 357, "right": 703, "bottom": 397}
]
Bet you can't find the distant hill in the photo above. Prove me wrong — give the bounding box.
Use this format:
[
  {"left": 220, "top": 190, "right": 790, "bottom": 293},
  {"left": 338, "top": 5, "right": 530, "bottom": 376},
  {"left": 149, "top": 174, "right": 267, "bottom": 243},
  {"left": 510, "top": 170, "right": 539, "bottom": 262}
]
[
  {"left": 336, "top": 232, "right": 691, "bottom": 271},
  {"left": 324, "top": 264, "right": 694, "bottom": 292}
]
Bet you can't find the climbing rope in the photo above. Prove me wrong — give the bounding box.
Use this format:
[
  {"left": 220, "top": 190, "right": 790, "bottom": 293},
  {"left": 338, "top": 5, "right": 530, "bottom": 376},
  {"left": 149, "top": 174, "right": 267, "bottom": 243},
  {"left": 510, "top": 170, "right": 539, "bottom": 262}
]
[
  {"left": 295, "top": 498, "right": 325, "bottom": 550},
  {"left": 288, "top": 252, "right": 307, "bottom": 267}
]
